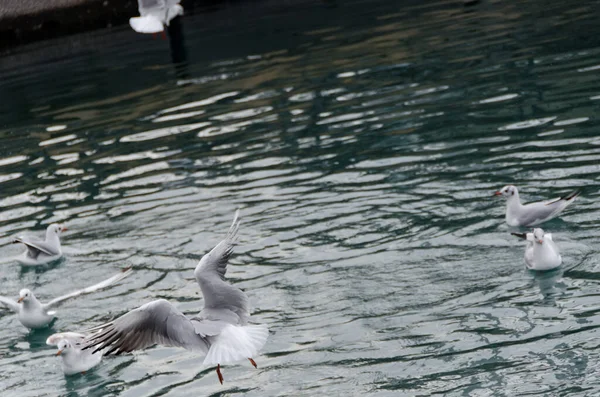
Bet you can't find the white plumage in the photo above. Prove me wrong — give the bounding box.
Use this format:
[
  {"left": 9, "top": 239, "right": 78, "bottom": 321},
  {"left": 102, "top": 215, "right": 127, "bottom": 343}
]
[
  {"left": 130, "top": 0, "right": 183, "bottom": 34},
  {"left": 82, "top": 210, "right": 269, "bottom": 385}
]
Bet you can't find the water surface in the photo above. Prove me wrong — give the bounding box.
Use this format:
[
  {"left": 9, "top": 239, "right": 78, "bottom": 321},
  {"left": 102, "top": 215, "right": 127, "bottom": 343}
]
[{"left": 1, "top": 0, "right": 600, "bottom": 395}]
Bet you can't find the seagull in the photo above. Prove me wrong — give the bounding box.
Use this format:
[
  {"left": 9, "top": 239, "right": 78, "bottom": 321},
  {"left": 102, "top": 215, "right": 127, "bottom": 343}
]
[
  {"left": 511, "top": 228, "right": 562, "bottom": 271},
  {"left": 47, "top": 332, "right": 102, "bottom": 375},
  {"left": 0, "top": 268, "right": 132, "bottom": 329},
  {"left": 82, "top": 210, "right": 269, "bottom": 385},
  {"left": 13, "top": 224, "right": 66, "bottom": 266},
  {"left": 129, "top": 0, "right": 183, "bottom": 34},
  {"left": 494, "top": 185, "right": 580, "bottom": 226}
]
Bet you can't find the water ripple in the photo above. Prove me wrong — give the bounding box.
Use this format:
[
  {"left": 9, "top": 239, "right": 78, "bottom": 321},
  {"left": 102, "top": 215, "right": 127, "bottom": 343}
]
[{"left": 0, "top": 0, "right": 599, "bottom": 395}]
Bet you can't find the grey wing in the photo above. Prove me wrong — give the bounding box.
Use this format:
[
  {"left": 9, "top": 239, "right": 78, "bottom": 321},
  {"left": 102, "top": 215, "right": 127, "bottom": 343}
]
[
  {"left": 0, "top": 296, "right": 20, "bottom": 312},
  {"left": 524, "top": 242, "right": 535, "bottom": 268},
  {"left": 13, "top": 236, "right": 58, "bottom": 257},
  {"left": 520, "top": 190, "right": 580, "bottom": 226},
  {"left": 193, "top": 210, "right": 250, "bottom": 325},
  {"left": 195, "top": 210, "right": 240, "bottom": 280},
  {"left": 517, "top": 202, "right": 558, "bottom": 226},
  {"left": 43, "top": 268, "right": 132, "bottom": 310},
  {"left": 81, "top": 299, "right": 208, "bottom": 355},
  {"left": 46, "top": 332, "right": 85, "bottom": 346}
]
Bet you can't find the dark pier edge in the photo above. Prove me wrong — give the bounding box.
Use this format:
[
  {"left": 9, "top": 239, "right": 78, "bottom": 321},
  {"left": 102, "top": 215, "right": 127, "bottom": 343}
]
[{"left": 0, "top": 0, "right": 249, "bottom": 54}]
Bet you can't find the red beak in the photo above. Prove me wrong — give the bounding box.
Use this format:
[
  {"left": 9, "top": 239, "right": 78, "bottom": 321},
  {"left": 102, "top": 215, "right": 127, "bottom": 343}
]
[
  {"left": 493, "top": 191, "right": 502, "bottom": 196},
  {"left": 538, "top": 240, "right": 543, "bottom": 244}
]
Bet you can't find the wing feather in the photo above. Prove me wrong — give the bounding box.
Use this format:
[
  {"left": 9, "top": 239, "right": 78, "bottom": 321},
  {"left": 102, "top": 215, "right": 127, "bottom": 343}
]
[
  {"left": 43, "top": 268, "right": 132, "bottom": 310},
  {"left": 0, "top": 296, "right": 20, "bottom": 312},
  {"left": 13, "top": 236, "right": 57, "bottom": 256},
  {"left": 193, "top": 210, "right": 249, "bottom": 325},
  {"left": 81, "top": 299, "right": 208, "bottom": 355}
]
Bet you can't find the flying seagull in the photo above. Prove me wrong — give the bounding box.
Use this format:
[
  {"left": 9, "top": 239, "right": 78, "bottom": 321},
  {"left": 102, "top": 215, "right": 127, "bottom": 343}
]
[
  {"left": 130, "top": 0, "right": 183, "bottom": 34},
  {"left": 82, "top": 210, "right": 269, "bottom": 385}
]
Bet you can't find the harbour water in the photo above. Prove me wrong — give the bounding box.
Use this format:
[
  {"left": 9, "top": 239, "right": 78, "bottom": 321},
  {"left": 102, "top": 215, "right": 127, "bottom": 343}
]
[{"left": 1, "top": 0, "right": 600, "bottom": 395}]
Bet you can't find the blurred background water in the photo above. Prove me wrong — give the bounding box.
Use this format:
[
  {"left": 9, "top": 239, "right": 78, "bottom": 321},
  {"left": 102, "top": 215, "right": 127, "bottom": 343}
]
[{"left": 1, "top": 0, "right": 600, "bottom": 395}]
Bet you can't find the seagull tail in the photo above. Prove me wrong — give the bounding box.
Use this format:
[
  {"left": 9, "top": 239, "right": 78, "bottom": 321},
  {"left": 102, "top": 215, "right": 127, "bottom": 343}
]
[
  {"left": 129, "top": 16, "right": 164, "bottom": 34},
  {"left": 203, "top": 324, "right": 269, "bottom": 367}
]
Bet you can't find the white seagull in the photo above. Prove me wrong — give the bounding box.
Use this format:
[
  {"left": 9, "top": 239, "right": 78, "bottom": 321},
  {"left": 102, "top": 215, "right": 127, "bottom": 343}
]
[
  {"left": 0, "top": 268, "right": 132, "bottom": 329},
  {"left": 130, "top": 0, "right": 183, "bottom": 34},
  {"left": 494, "top": 185, "right": 580, "bottom": 227},
  {"left": 13, "top": 224, "right": 67, "bottom": 266},
  {"left": 512, "top": 228, "right": 562, "bottom": 271},
  {"left": 47, "top": 332, "right": 103, "bottom": 375},
  {"left": 82, "top": 210, "right": 269, "bottom": 385}
]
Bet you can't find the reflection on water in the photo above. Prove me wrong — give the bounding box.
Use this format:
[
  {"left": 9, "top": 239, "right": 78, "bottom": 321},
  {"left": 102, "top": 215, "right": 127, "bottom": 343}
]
[{"left": 1, "top": 0, "right": 600, "bottom": 395}]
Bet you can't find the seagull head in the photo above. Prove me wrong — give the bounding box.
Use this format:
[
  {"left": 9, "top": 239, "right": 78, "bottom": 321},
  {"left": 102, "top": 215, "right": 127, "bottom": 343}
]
[
  {"left": 56, "top": 339, "right": 72, "bottom": 356},
  {"left": 47, "top": 224, "right": 67, "bottom": 235},
  {"left": 533, "top": 228, "right": 545, "bottom": 244},
  {"left": 494, "top": 185, "right": 518, "bottom": 198},
  {"left": 18, "top": 288, "right": 32, "bottom": 303}
]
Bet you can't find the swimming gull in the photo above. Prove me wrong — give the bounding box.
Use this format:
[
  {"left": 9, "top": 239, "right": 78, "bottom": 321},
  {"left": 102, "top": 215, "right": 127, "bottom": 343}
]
[
  {"left": 512, "top": 228, "right": 562, "bottom": 270},
  {"left": 0, "top": 268, "right": 132, "bottom": 329},
  {"left": 494, "top": 185, "right": 580, "bottom": 226},
  {"left": 47, "top": 332, "right": 103, "bottom": 375},
  {"left": 13, "top": 224, "right": 66, "bottom": 266}
]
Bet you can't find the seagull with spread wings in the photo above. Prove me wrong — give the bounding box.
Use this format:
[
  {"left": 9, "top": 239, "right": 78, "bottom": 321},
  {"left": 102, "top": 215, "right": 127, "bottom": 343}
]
[
  {"left": 13, "top": 224, "right": 67, "bottom": 265},
  {"left": 47, "top": 332, "right": 103, "bottom": 375},
  {"left": 82, "top": 210, "right": 269, "bottom": 384},
  {"left": 0, "top": 268, "right": 132, "bottom": 329}
]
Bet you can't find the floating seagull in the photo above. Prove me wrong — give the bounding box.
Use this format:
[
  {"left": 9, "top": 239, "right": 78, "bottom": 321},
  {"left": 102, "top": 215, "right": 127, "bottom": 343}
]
[
  {"left": 47, "top": 332, "right": 102, "bottom": 375},
  {"left": 0, "top": 268, "right": 132, "bottom": 329},
  {"left": 13, "top": 224, "right": 66, "bottom": 266},
  {"left": 82, "top": 210, "right": 268, "bottom": 385},
  {"left": 130, "top": 0, "right": 183, "bottom": 34},
  {"left": 494, "top": 185, "right": 580, "bottom": 226},
  {"left": 512, "top": 228, "right": 562, "bottom": 271}
]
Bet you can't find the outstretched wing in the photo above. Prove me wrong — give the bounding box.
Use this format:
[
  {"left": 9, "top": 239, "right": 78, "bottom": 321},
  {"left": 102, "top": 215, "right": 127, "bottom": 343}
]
[
  {"left": 43, "top": 268, "right": 132, "bottom": 310},
  {"left": 81, "top": 299, "right": 208, "bottom": 355},
  {"left": 13, "top": 236, "right": 58, "bottom": 257},
  {"left": 46, "top": 332, "right": 85, "bottom": 346},
  {"left": 193, "top": 210, "right": 250, "bottom": 325},
  {"left": 0, "top": 296, "right": 20, "bottom": 313}
]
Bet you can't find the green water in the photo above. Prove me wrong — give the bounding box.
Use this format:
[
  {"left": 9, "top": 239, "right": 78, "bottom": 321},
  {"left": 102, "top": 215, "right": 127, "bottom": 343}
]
[{"left": 1, "top": 0, "right": 600, "bottom": 395}]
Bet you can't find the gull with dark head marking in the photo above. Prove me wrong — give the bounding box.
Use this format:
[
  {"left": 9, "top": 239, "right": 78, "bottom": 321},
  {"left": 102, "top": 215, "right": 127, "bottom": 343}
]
[
  {"left": 13, "top": 224, "right": 67, "bottom": 266},
  {"left": 47, "top": 332, "right": 103, "bottom": 375},
  {"left": 494, "top": 185, "right": 580, "bottom": 227},
  {"left": 81, "top": 210, "right": 269, "bottom": 385},
  {"left": 511, "top": 228, "right": 562, "bottom": 271},
  {"left": 0, "top": 268, "right": 132, "bottom": 329}
]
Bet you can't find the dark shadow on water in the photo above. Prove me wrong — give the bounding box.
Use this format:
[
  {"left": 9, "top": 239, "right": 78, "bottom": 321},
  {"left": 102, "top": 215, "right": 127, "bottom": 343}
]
[
  {"left": 167, "top": 16, "right": 189, "bottom": 80},
  {"left": 18, "top": 256, "right": 65, "bottom": 277},
  {"left": 527, "top": 266, "right": 565, "bottom": 304},
  {"left": 25, "top": 322, "right": 57, "bottom": 350}
]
